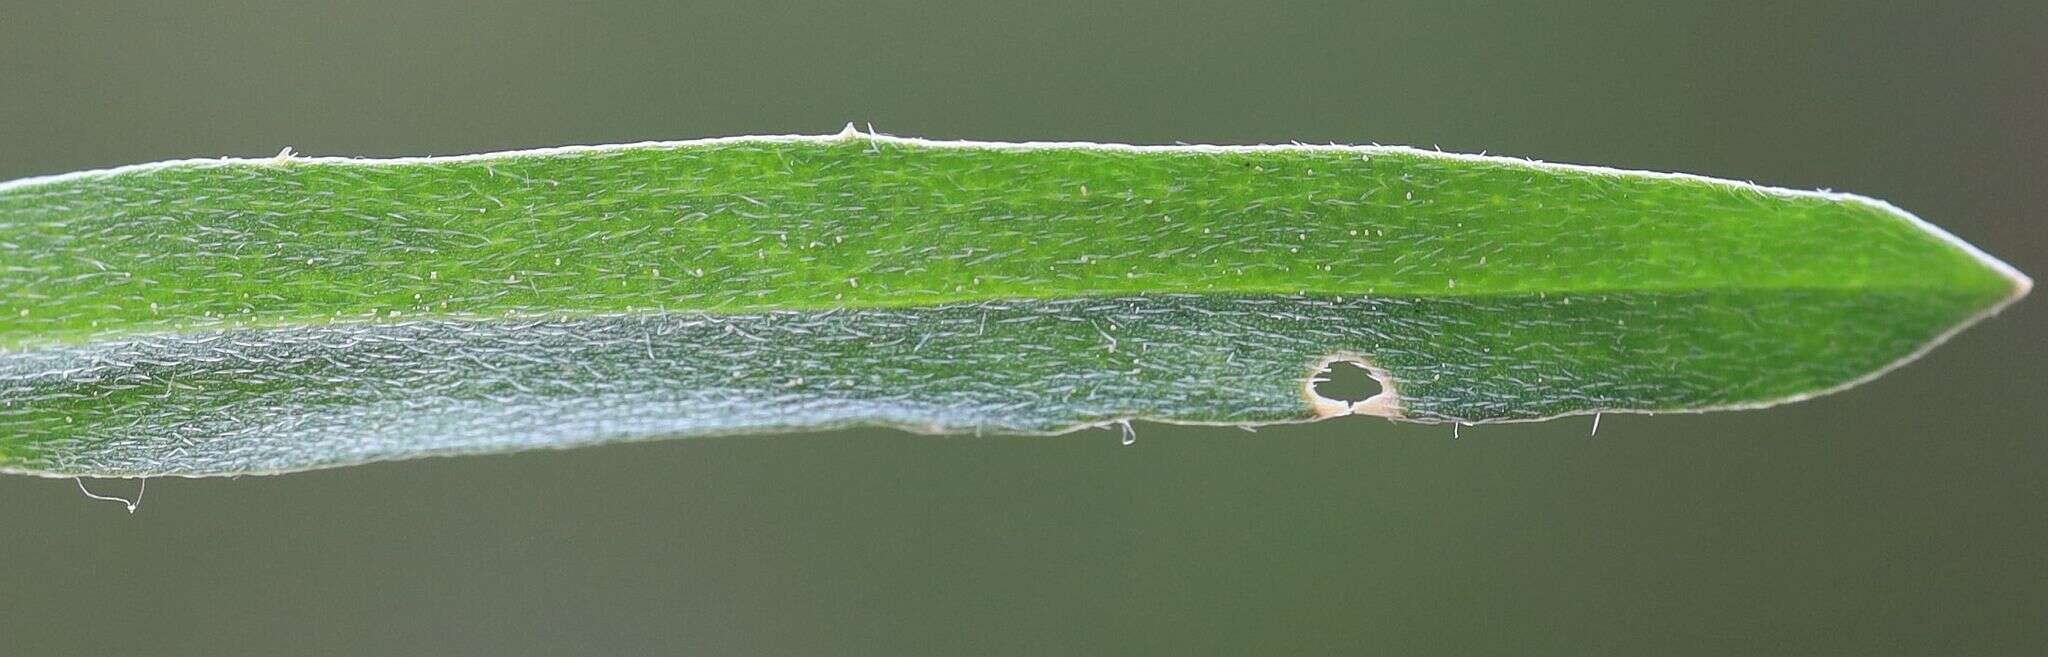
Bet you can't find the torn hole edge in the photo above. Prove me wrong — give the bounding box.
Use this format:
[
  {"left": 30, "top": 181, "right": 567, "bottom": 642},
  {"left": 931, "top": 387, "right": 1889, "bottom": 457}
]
[{"left": 1305, "top": 354, "right": 1402, "bottom": 420}]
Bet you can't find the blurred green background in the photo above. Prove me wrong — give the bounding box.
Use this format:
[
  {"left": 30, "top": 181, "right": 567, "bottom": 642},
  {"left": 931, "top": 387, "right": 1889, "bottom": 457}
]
[{"left": 2, "top": 2, "right": 2042, "bottom": 655}]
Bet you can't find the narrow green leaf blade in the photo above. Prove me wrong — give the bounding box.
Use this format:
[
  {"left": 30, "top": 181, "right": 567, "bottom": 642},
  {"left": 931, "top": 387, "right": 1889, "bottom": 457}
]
[{"left": 0, "top": 131, "right": 2028, "bottom": 476}]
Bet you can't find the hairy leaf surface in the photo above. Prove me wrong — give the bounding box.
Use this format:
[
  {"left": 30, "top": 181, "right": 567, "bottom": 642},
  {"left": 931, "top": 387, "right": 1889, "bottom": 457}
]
[{"left": 0, "top": 130, "right": 2028, "bottom": 476}]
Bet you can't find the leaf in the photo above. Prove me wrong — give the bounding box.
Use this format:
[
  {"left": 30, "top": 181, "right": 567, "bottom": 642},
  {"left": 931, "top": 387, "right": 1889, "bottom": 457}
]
[{"left": 0, "top": 129, "right": 2028, "bottom": 477}]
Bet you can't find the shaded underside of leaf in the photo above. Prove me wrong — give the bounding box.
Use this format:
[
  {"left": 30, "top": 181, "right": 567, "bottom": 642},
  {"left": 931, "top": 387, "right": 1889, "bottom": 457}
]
[{"left": 0, "top": 131, "right": 2028, "bottom": 476}]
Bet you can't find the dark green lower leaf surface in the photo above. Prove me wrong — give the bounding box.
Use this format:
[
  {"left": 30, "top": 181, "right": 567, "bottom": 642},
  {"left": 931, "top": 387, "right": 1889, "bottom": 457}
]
[{"left": 2, "top": 290, "right": 1994, "bottom": 476}]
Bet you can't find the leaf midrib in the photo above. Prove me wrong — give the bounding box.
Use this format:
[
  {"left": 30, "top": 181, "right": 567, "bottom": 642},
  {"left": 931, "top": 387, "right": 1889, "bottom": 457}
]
[{"left": 1, "top": 282, "right": 2010, "bottom": 353}]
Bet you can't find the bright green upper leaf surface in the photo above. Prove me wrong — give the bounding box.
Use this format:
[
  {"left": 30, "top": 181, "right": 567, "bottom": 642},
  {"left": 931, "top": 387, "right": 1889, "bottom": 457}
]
[{"left": 0, "top": 131, "right": 2028, "bottom": 476}]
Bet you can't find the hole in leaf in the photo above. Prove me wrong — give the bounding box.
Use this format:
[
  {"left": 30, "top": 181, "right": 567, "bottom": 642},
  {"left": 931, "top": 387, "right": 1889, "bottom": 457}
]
[{"left": 1312, "top": 360, "right": 1384, "bottom": 404}]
